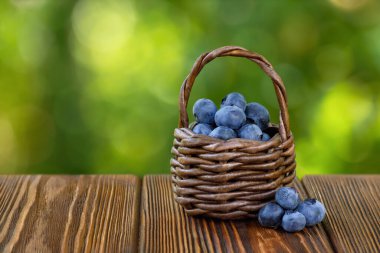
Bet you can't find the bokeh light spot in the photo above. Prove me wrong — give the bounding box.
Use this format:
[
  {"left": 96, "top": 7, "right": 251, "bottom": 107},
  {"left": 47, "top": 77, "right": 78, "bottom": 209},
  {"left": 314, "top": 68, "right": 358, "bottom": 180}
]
[
  {"left": 279, "top": 14, "right": 319, "bottom": 56},
  {"left": 329, "top": 0, "right": 369, "bottom": 11},
  {"left": 297, "top": 82, "right": 373, "bottom": 176},
  {"left": 315, "top": 45, "right": 353, "bottom": 82},
  {"left": 72, "top": 0, "right": 136, "bottom": 55}
]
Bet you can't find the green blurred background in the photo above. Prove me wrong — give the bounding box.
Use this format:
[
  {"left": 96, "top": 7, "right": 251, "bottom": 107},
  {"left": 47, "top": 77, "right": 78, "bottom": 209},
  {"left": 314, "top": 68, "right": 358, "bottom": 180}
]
[{"left": 1, "top": 0, "right": 379, "bottom": 177}]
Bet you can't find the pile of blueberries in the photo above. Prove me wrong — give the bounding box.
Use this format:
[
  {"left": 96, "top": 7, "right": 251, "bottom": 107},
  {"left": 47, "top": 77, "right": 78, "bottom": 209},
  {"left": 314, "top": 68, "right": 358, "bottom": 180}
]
[
  {"left": 192, "top": 92, "right": 271, "bottom": 141},
  {"left": 258, "top": 186, "right": 326, "bottom": 232}
]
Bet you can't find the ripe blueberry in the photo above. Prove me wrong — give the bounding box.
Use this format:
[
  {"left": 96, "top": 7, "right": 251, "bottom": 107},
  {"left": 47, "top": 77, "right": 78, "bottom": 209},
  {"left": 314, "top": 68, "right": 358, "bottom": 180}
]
[
  {"left": 221, "top": 92, "right": 247, "bottom": 110},
  {"left": 258, "top": 202, "right": 285, "bottom": 228},
  {"left": 209, "top": 126, "right": 237, "bottom": 140},
  {"left": 238, "top": 124, "right": 262, "bottom": 140},
  {"left": 215, "top": 106, "right": 246, "bottom": 130},
  {"left": 245, "top": 102, "right": 270, "bottom": 130},
  {"left": 261, "top": 133, "right": 271, "bottom": 141},
  {"left": 281, "top": 210, "right": 306, "bottom": 232},
  {"left": 193, "top": 98, "right": 217, "bottom": 124},
  {"left": 193, "top": 123, "right": 213, "bottom": 135},
  {"left": 297, "top": 198, "right": 326, "bottom": 226},
  {"left": 275, "top": 187, "right": 300, "bottom": 210}
]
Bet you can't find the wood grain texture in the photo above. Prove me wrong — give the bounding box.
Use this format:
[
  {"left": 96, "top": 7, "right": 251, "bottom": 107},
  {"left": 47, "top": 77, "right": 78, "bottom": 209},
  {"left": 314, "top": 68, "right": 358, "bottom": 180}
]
[
  {"left": 302, "top": 175, "right": 380, "bottom": 253},
  {"left": 139, "top": 175, "right": 334, "bottom": 253},
  {"left": 0, "top": 175, "right": 141, "bottom": 253}
]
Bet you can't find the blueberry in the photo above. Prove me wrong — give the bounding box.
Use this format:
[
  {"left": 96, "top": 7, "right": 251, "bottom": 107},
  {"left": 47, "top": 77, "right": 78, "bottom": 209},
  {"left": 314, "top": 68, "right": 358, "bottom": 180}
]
[
  {"left": 275, "top": 187, "right": 300, "bottom": 210},
  {"left": 258, "top": 202, "right": 285, "bottom": 228},
  {"left": 238, "top": 124, "right": 262, "bottom": 140},
  {"left": 221, "top": 92, "right": 247, "bottom": 110},
  {"left": 193, "top": 123, "right": 213, "bottom": 135},
  {"left": 245, "top": 102, "right": 270, "bottom": 130},
  {"left": 281, "top": 210, "right": 306, "bottom": 232},
  {"left": 261, "top": 133, "right": 271, "bottom": 141},
  {"left": 297, "top": 198, "right": 326, "bottom": 226},
  {"left": 215, "top": 106, "right": 246, "bottom": 130},
  {"left": 209, "top": 126, "right": 237, "bottom": 140},
  {"left": 193, "top": 98, "right": 217, "bottom": 124}
]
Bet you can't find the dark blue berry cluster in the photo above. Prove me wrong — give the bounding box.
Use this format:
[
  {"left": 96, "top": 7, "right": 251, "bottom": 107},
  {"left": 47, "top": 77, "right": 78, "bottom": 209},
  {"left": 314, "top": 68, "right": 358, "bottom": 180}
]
[
  {"left": 192, "top": 92, "right": 271, "bottom": 141},
  {"left": 258, "top": 187, "right": 326, "bottom": 232}
]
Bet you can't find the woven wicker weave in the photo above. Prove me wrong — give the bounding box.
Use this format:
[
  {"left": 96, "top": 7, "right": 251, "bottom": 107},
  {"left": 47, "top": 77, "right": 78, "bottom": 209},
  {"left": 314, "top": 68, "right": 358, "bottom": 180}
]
[{"left": 170, "top": 46, "right": 296, "bottom": 220}]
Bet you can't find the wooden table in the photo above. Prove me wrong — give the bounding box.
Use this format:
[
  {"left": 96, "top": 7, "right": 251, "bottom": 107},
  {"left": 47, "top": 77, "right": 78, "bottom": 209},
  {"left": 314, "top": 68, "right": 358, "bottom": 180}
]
[{"left": 0, "top": 175, "right": 378, "bottom": 253}]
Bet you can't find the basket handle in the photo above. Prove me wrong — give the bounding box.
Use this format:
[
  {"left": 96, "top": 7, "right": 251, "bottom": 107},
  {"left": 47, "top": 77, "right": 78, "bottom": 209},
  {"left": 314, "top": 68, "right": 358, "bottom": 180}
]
[{"left": 178, "top": 46, "right": 291, "bottom": 141}]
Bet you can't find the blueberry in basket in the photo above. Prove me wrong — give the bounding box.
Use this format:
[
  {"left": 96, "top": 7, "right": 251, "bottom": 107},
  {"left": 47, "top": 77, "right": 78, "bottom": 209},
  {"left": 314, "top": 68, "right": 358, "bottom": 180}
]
[
  {"left": 221, "top": 92, "right": 247, "bottom": 110},
  {"left": 191, "top": 92, "right": 274, "bottom": 141},
  {"left": 245, "top": 102, "right": 270, "bottom": 130},
  {"left": 261, "top": 132, "right": 271, "bottom": 141},
  {"left": 209, "top": 126, "right": 237, "bottom": 140},
  {"left": 193, "top": 123, "right": 213, "bottom": 135},
  {"left": 238, "top": 124, "right": 262, "bottom": 141},
  {"left": 215, "top": 106, "right": 246, "bottom": 130},
  {"left": 258, "top": 186, "right": 326, "bottom": 233},
  {"left": 193, "top": 98, "right": 217, "bottom": 125}
]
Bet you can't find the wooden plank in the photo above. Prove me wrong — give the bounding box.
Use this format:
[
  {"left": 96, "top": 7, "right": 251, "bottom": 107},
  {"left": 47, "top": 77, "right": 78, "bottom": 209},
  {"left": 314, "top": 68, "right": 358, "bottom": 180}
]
[
  {"left": 139, "top": 175, "right": 334, "bottom": 253},
  {"left": 302, "top": 175, "right": 380, "bottom": 253},
  {"left": 0, "top": 175, "right": 141, "bottom": 253}
]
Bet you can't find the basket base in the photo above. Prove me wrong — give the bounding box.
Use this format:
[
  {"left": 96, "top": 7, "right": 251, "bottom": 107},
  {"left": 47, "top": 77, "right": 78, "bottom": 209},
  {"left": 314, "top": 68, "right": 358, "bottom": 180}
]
[{"left": 172, "top": 175, "right": 296, "bottom": 220}]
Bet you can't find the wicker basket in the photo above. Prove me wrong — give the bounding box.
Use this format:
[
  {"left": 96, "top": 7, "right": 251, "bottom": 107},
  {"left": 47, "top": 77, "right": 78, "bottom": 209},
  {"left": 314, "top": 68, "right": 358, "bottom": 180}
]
[{"left": 170, "top": 46, "right": 296, "bottom": 220}]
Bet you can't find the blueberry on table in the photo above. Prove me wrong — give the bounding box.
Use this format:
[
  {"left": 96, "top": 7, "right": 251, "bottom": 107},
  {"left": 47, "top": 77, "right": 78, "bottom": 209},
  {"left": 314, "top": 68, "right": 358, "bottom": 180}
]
[
  {"left": 261, "top": 133, "right": 271, "bottom": 141},
  {"left": 193, "top": 98, "right": 217, "bottom": 124},
  {"left": 193, "top": 123, "right": 213, "bottom": 135},
  {"left": 209, "top": 126, "right": 237, "bottom": 140},
  {"left": 215, "top": 106, "right": 246, "bottom": 130},
  {"left": 275, "top": 187, "right": 300, "bottom": 210},
  {"left": 245, "top": 102, "right": 270, "bottom": 130},
  {"left": 258, "top": 202, "right": 285, "bottom": 228},
  {"left": 238, "top": 124, "right": 262, "bottom": 141},
  {"left": 221, "top": 92, "right": 247, "bottom": 110},
  {"left": 297, "top": 198, "right": 326, "bottom": 226},
  {"left": 281, "top": 210, "right": 306, "bottom": 232}
]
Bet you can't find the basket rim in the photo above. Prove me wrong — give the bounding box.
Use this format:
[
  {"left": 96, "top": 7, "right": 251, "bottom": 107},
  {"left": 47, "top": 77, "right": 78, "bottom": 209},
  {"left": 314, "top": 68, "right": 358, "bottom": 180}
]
[{"left": 173, "top": 126, "right": 294, "bottom": 151}]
